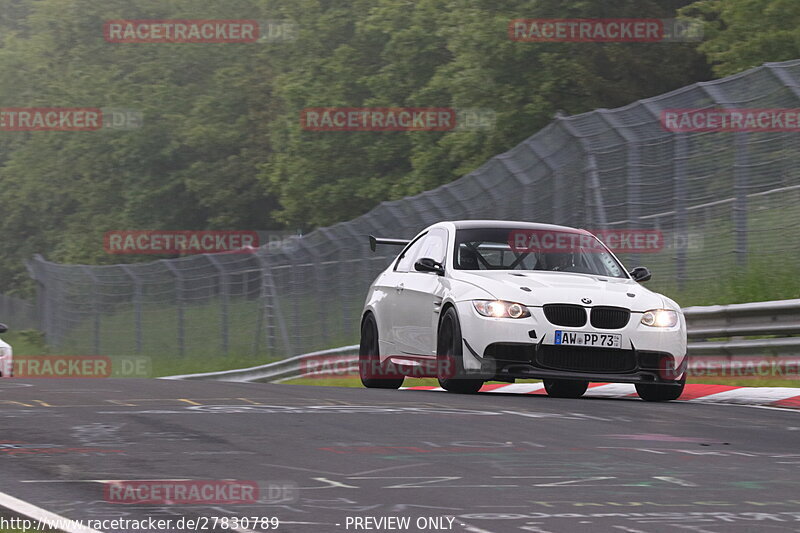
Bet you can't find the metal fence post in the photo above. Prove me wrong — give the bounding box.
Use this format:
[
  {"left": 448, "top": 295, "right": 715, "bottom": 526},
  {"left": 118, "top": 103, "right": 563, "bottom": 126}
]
[
  {"left": 586, "top": 154, "right": 607, "bottom": 228},
  {"left": 120, "top": 265, "right": 142, "bottom": 354},
  {"left": 291, "top": 263, "right": 300, "bottom": 354},
  {"left": 253, "top": 253, "right": 291, "bottom": 357},
  {"left": 206, "top": 255, "right": 229, "bottom": 356},
  {"left": 673, "top": 134, "right": 689, "bottom": 289},
  {"left": 733, "top": 133, "right": 749, "bottom": 267},
  {"left": 82, "top": 266, "right": 101, "bottom": 355},
  {"left": 163, "top": 261, "right": 185, "bottom": 356},
  {"left": 595, "top": 112, "right": 641, "bottom": 266},
  {"left": 555, "top": 115, "right": 607, "bottom": 228},
  {"left": 25, "top": 256, "right": 47, "bottom": 335},
  {"left": 700, "top": 83, "right": 750, "bottom": 268}
]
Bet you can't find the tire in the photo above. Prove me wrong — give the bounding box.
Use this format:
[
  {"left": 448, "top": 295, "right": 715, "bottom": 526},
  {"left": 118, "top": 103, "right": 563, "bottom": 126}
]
[
  {"left": 544, "top": 379, "right": 588, "bottom": 399},
  {"left": 359, "top": 314, "right": 404, "bottom": 389},
  {"left": 436, "top": 307, "right": 483, "bottom": 394},
  {"left": 636, "top": 376, "right": 685, "bottom": 402}
]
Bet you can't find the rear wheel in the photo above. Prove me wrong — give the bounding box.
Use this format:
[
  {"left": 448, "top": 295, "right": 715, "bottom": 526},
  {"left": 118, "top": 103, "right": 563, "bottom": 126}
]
[
  {"left": 636, "top": 376, "right": 685, "bottom": 402},
  {"left": 359, "top": 314, "right": 404, "bottom": 389},
  {"left": 544, "top": 379, "right": 588, "bottom": 399},
  {"left": 437, "top": 307, "right": 483, "bottom": 394}
]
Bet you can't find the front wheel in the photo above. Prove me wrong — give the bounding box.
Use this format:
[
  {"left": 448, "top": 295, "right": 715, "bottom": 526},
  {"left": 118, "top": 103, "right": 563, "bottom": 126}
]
[
  {"left": 543, "top": 379, "right": 588, "bottom": 399},
  {"left": 359, "top": 314, "right": 404, "bottom": 389},
  {"left": 436, "top": 307, "right": 483, "bottom": 394}
]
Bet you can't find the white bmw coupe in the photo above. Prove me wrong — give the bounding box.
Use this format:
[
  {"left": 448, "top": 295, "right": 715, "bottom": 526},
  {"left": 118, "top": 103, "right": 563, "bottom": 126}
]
[{"left": 360, "top": 220, "right": 687, "bottom": 401}]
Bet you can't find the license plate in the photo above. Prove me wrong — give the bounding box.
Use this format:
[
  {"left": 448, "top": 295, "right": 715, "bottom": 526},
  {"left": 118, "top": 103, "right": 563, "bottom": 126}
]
[{"left": 554, "top": 330, "right": 621, "bottom": 349}]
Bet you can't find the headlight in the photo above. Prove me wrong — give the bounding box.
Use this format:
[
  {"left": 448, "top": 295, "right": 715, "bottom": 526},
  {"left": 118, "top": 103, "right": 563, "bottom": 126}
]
[
  {"left": 473, "top": 300, "right": 531, "bottom": 319},
  {"left": 641, "top": 309, "right": 678, "bottom": 328}
]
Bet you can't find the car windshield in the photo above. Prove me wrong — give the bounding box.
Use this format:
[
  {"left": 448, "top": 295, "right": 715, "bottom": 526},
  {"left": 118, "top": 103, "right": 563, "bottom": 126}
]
[{"left": 453, "top": 227, "right": 626, "bottom": 278}]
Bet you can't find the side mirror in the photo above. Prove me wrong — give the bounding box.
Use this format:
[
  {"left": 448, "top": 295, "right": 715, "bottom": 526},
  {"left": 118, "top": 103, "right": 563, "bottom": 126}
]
[
  {"left": 0, "top": 324, "right": 8, "bottom": 334},
  {"left": 629, "top": 266, "right": 652, "bottom": 282},
  {"left": 415, "top": 257, "right": 444, "bottom": 276}
]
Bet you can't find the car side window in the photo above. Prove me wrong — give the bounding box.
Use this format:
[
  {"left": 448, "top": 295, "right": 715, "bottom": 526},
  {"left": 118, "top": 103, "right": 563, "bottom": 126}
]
[
  {"left": 414, "top": 228, "right": 448, "bottom": 265},
  {"left": 394, "top": 233, "right": 428, "bottom": 272}
]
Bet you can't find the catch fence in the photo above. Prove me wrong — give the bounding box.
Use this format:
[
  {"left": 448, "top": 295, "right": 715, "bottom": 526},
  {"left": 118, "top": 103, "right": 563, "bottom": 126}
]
[{"left": 25, "top": 59, "right": 800, "bottom": 358}]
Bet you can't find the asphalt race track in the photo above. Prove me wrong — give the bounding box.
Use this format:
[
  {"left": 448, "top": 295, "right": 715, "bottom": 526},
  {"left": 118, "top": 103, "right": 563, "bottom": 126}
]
[{"left": 2, "top": 379, "right": 800, "bottom": 533}]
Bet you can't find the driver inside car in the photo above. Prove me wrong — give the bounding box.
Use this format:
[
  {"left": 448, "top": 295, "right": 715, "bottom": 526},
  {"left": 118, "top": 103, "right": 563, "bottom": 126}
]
[{"left": 542, "top": 252, "right": 575, "bottom": 271}]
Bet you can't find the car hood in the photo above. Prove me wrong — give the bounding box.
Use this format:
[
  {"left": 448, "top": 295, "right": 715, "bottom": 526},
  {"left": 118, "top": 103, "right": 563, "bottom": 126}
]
[{"left": 448, "top": 270, "right": 666, "bottom": 311}]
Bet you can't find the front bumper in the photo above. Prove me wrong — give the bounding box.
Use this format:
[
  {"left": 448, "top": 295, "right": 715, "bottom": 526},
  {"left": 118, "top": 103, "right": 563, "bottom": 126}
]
[{"left": 454, "top": 301, "right": 687, "bottom": 384}]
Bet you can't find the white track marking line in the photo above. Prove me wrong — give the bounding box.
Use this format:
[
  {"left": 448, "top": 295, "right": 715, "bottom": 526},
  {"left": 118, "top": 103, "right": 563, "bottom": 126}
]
[
  {"left": 0, "top": 490, "right": 104, "bottom": 533},
  {"left": 484, "top": 383, "right": 545, "bottom": 394},
  {"left": 688, "top": 387, "right": 800, "bottom": 405},
  {"left": 459, "top": 520, "right": 496, "bottom": 533},
  {"left": 403, "top": 383, "right": 800, "bottom": 410},
  {"left": 584, "top": 383, "right": 638, "bottom": 397},
  {"left": 740, "top": 404, "right": 800, "bottom": 413}
]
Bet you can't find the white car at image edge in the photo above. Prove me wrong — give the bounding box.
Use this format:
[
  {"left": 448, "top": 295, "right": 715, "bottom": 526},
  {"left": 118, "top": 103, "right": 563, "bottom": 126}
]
[
  {"left": 0, "top": 323, "right": 11, "bottom": 377},
  {"left": 359, "top": 220, "right": 687, "bottom": 401}
]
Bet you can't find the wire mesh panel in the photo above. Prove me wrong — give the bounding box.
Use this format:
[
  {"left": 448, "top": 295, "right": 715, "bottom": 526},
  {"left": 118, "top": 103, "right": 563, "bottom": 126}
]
[
  {"left": 22, "top": 59, "right": 800, "bottom": 359},
  {"left": 0, "top": 293, "right": 39, "bottom": 331}
]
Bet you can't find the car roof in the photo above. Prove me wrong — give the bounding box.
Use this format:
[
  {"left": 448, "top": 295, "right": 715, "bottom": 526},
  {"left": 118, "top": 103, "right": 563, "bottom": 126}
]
[{"left": 432, "top": 220, "right": 590, "bottom": 233}]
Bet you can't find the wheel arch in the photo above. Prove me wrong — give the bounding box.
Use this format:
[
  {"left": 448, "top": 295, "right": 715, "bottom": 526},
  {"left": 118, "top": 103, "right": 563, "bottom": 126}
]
[
  {"left": 361, "top": 309, "right": 375, "bottom": 328},
  {"left": 437, "top": 301, "right": 458, "bottom": 332}
]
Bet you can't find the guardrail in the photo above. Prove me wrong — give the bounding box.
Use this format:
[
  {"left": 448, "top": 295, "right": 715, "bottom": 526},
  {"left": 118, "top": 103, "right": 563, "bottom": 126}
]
[
  {"left": 684, "top": 298, "right": 800, "bottom": 357},
  {"left": 162, "top": 345, "right": 359, "bottom": 383},
  {"left": 163, "top": 299, "right": 800, "bottom": 383}
]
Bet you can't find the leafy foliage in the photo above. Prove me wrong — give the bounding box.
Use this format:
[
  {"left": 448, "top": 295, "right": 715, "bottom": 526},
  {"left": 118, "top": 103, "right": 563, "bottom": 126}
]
[
  {"left": 0, "top": 0, "right": 724, "bottom": 293},
  {"left": 681, "top": 0, "right": 800, "bottom": 76}
]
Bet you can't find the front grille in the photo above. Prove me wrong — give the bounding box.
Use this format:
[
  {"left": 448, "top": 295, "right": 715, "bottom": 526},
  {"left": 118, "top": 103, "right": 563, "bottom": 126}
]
[
  {"left": 543, "top": 304, "right": 587, "bottom": 327},
  {"left": 590, "top": 306, "right": 630, "bottom": 329},
  {"left": 536, "top": 344, "right": 636, "bottom": 373}
]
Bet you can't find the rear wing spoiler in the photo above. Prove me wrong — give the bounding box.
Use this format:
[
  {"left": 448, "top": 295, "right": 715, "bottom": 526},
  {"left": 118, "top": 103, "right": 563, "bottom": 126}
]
[{"left": 369, "top": 235, "right": 411, "bottom": 252}]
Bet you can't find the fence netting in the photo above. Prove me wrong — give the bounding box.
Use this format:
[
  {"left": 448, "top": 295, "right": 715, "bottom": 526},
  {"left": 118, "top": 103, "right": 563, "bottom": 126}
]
[{"left": 22, "top": 59, "right": 800, "bottom": 359}]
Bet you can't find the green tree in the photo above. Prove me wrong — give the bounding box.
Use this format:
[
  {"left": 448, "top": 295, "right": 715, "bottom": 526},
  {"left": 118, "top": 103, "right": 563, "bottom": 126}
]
[{"left": 681, "top": 0, "right": 800, "bottom": 76}]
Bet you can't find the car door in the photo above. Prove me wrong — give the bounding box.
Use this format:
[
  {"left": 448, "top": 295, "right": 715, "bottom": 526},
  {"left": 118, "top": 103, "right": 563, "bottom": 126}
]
[
  {"left": 394, "top": 228, "right": 449, "bottom": 356},
  {"left": 383, "top": 234, "right": 428, "bottom": 356},
  {"left": 369, "top": 268, "right": 404, "bottom": 357}
]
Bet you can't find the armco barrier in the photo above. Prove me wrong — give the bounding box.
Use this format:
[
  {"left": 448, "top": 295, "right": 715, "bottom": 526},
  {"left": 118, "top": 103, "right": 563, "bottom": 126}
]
[
  {"left": 162, "top": 345, "right": 358, "bottom": 383},
  {"left": 684, "top": 298, "right": 800, "bottom": 357},
  {"left": 163, "top": 299, "right": 800, "bottom": 383}
]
